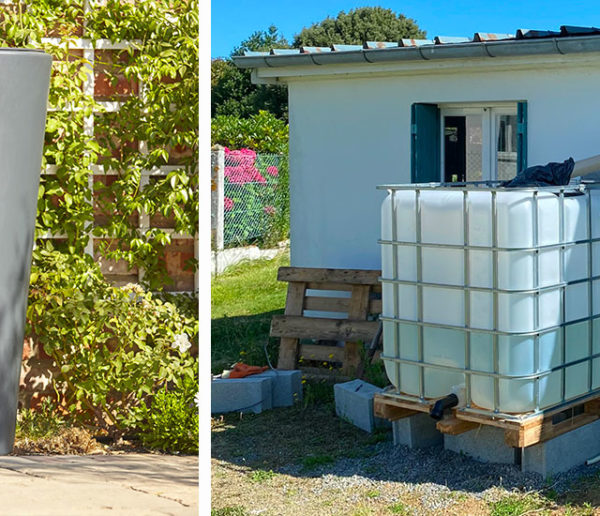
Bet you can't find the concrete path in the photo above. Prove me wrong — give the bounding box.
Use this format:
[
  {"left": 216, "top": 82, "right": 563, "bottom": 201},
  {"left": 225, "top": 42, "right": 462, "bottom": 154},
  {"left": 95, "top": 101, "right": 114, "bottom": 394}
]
[{"left": 0, "top": 454, "right": 198, "bottom": 515}]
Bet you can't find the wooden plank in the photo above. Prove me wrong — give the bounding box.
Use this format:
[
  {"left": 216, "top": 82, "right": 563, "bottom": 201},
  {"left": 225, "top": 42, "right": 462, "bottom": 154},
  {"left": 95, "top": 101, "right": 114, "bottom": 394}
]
[
  {"left": 505, "top": 413, "right": 599, "bottom": 448},
  {"left": 300, "top": 343, "right": 344, "bottom": 363},
  {"left": 369, "top": 299, "right": 382, "bottom": 313},
  {"left": 303, "top": 296, "right": 350, "bottom": 313},
  {"left": 306, "top": 282, "right": 354, "bottom": 292},
  {"left": 373, "top": 393, "right": 432, "bottom": 415},
  {"left": 270, "top": 315, "right": 379, "bottom": 342},
  {"left": 436, "top": 417, "right": 480, "bottom": 435},
  {"left": 278, "top": 267, "right": 381, "bottom": 285},
  {"left": 344, "top": 285, "right": 371, "bottom": 375},
  {"left": 300, "top": 366, "right": 351, "bottom": 382},
  {"left": 276, "top": 281, "right": 306, "bottom": 369},
  {"left": 374, "top": 402, "right": 417, "bottom": 421}
]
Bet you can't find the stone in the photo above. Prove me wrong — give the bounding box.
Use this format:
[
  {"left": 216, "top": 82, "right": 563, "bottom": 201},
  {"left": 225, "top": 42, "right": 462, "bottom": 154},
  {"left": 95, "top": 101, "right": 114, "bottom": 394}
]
[
  {"left": 392, "top": 413, "right": 444, "bottom": 448},
  {"left": 254, "top": 369, "right": 302, "bottom": 407},
  {"left": 334, "top": 379, "right": 389, "bottom": 433},
  {"left": 444, "top": 424, "right": 515, "bottom": 464},
  {"left": 211, "top": 376, "right": 272, "bottom": 414},
  {"left": 522, "top": 418, "right": 600, "bottom": 478}
]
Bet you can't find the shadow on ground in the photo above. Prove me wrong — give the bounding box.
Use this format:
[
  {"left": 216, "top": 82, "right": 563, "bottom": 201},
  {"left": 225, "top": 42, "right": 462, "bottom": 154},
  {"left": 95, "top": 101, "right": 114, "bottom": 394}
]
[{"left": 211, "top": 399, "right": 600, "bottom": 504}]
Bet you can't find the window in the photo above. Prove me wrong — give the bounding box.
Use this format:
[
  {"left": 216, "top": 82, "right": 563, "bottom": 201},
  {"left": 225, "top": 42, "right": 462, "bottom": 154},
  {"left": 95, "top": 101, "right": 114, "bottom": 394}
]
[{"left": 411, "top": 102, "right": 527, "bottom": 184}]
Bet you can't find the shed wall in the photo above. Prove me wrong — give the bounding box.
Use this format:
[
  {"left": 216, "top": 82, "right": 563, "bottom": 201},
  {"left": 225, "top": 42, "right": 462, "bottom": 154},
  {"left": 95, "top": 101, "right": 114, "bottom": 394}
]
[{"left": 288, "top": 60, "right": 600, "bottom": 269}]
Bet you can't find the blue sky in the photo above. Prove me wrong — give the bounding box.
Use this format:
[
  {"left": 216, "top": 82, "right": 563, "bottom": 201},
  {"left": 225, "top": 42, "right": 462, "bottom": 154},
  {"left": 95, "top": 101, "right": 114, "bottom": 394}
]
[{"left": 210, "top": 1, "right": 600, "bottom": 58}]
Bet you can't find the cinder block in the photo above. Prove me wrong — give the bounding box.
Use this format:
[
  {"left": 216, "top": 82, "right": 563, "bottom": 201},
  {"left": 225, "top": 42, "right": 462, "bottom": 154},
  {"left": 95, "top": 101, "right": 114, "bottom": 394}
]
[
  {"left": 392, "top": 413, "right": 443, "bottom": 448},
  {"left": 334, "top": 379, "right": 389, "bottom": 433},
  {"left": 444, "top": 425, "right": 515, "bottom": 464},
  {"left": 254, "top": 370, "right": 302, "bottom": 407},
  {"left": 522, "top": 418, "right": 600, "bottom": 478},
  {"left": 211, "top": 376, "right": 272, "bottom": 414}
]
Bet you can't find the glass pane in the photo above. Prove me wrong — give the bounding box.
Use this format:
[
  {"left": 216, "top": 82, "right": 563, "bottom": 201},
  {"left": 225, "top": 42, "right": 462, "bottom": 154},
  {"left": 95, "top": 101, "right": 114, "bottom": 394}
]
[
  {"left": 465, "top": 115, "right": 482, "bottom": 181},
  {"left": 496, "top": 114, "right": 518, "bottom": 180}
]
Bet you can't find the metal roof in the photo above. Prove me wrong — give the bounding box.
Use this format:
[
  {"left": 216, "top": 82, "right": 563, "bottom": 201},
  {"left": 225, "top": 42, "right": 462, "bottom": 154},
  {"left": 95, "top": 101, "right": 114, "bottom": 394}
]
[{"left": 233, "top": 25, "right": 600, "bottom": 69}]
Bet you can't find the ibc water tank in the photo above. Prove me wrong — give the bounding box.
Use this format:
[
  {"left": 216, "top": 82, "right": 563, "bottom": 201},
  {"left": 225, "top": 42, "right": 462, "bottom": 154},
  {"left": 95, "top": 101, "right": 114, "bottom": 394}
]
[
  {"left": 0, "top": 50, "right": 51, "bottom": 453},
  {"left": 380, "top": 183, "right": 600, "bottom": 414}
]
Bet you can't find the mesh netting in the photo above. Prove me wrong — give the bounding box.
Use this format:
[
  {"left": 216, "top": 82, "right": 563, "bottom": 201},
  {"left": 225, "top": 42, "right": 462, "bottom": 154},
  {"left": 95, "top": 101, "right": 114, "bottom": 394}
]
[{"left": 223, "top": 150, "right": 288, "bottom": 247}]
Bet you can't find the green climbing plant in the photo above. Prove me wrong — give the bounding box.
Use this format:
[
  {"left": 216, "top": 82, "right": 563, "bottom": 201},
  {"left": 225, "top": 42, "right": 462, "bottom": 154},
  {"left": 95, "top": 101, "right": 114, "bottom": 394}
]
[{"left": 0, "top": 0, "right": 198, "bottom": 289}]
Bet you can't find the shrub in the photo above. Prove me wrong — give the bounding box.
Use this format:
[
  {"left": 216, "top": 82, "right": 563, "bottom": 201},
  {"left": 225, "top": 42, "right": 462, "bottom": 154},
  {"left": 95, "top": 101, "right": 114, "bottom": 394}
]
[
  {"left": 26, "top": 247, "right": 198, "bottom": 440},
  {"left": 137, "top": 370, "right": 198, "bottom": 453},
  {"left": 211, "top": 111, "right": 288, "bottom": 154}
]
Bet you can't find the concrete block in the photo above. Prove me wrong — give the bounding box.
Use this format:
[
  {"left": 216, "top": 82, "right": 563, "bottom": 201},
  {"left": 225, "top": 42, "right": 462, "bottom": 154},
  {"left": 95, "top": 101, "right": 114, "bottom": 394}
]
[
  {"left": 334, "top": 379, "right": 388, "bottom": 433},
  {"left": 444, "top": 425, "right": 515, "bottom": 464},
  {"left": 211, "top": 376, "right": 272, "bottom": 414},
  {"left": 522, "top": 418, "right": 600, "bottom": 478},
  {"left": 254, "top": 370, "right": 303, "bottom": 407},
  {"left": 392, "top": 413, "right": 443, "bottom": 448}
]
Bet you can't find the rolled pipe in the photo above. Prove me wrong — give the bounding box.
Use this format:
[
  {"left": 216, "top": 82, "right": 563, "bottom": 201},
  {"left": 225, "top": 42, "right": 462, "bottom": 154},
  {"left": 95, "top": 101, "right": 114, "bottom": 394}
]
[{"left": 429, "top": 393, "right": 459, "bottom": 420}]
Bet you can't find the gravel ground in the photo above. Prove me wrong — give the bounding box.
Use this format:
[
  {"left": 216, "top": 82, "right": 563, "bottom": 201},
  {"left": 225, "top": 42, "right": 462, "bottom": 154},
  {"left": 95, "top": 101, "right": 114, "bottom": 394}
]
[{"left": 213, "top": 437, "right": 600, "bottom": 515}]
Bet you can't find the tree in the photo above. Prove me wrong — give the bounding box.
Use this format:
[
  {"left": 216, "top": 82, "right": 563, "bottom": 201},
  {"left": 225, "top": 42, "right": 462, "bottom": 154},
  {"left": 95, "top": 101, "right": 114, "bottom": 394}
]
[
  {"left": 211, "top": 25, "right": 289, "bottom": 120},
  {"left": 293, "top": 7, "right": 426, "bottom": 47}
]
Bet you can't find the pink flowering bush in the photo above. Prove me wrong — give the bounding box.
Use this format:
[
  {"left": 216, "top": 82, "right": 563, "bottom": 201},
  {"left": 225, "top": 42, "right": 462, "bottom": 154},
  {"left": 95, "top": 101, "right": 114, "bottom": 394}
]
[{"left": 222, "top": 147, "right": 288, "bottom": 246}]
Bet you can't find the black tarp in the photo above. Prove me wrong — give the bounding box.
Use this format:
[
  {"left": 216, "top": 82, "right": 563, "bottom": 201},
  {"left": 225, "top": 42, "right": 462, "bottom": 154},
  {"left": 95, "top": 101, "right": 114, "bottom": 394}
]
[{"left": 503, "top": 157, "right": 575, "bottom": 188}]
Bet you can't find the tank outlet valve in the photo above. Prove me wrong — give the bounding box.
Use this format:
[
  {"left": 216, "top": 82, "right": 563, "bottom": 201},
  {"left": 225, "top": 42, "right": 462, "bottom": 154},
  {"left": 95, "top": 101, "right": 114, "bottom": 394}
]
[{"left": 429, "top": 393, "right": 459, "bottom": 420}]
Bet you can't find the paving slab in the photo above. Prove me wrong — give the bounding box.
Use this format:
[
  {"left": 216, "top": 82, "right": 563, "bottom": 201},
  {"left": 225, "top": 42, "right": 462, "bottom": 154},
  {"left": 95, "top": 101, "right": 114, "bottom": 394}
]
[{"left": 0, "top": 453, "right": 198, "bottom": 515}]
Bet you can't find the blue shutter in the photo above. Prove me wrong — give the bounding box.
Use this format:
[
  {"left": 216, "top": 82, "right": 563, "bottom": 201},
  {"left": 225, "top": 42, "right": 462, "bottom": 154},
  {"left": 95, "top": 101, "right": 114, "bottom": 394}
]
[
  {"left": 517, "top": 101, "right": 528, "bottom": 174},
  {"left": 411, "top": 103, "right": 440, "bottom": 183}
]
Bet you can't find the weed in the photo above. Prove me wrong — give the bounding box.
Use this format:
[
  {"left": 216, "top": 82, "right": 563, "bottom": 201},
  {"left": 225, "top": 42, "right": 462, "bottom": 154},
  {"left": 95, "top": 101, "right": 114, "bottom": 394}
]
[
  {"left": 366, "top": 489, "right": 380, "bottom": 499},
  {"left": 367, "top": 428, "right": 390, "bottom": 445},
  {"left": 16, "top": 398, "right": 66, "bottom": 440},
  {"left": 352, "top": 506, "right": 373, "bottom": 516},
  {"left": 302, "top": 380, "right": 334, "bottom": 408},
  {"left": 211, "top": 507, "right": 248, "bottom": 516},
  {"left": 250, "top": 469, "right": 276, "bottom": 483},
  {"left": 302, "top": 454, "right": 334, "bottom": 469},
  {"left": 387, "top": 502, "right": 408, "bottom": 514},
  {"left": 489, "top": 494, "right": 547, "bottom": 516}
]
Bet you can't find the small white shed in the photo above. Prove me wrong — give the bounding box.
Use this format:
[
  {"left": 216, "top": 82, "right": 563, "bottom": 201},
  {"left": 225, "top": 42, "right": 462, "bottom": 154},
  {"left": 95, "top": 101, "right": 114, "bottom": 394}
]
[{"left": 234, "top": 27, "right": 600, "bottom": 270}]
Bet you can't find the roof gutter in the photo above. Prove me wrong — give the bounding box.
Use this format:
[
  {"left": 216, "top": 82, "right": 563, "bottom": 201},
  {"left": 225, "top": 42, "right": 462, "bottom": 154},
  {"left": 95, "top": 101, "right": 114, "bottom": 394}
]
[{"left": 232, "top": 35, "right": 600, "bottom": 70}]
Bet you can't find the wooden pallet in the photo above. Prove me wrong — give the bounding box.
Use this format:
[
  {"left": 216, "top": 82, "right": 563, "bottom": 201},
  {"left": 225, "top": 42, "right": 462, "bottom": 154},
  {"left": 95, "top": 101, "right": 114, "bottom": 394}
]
[
  {"left": 270, "top": 267, "right": 381, "bottom": 377},
  {"left": 374, "top": 391, "right": 600, "bottom": 448}
]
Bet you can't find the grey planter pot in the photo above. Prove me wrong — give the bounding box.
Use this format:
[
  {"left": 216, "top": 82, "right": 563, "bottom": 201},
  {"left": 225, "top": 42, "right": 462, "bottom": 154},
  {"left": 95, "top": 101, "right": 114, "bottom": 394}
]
[{"left": 0, "top": 49, "right": 51, "bottom": 454}]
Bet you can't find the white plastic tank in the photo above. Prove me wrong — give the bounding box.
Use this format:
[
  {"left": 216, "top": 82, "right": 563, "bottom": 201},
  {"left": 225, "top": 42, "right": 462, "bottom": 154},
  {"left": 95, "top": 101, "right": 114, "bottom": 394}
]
[
  {"left": 380, "top": 184, "right": 600, "bottom": 414},
  {"left": 0, "top": 50, "right": 52, "bottom": 453}
]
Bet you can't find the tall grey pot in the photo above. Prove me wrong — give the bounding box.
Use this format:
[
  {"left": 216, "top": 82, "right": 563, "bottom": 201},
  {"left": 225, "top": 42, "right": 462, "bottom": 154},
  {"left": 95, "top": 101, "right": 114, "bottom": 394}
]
[{"left": 0, "top": 49, "right": 52, "bottom": 454}]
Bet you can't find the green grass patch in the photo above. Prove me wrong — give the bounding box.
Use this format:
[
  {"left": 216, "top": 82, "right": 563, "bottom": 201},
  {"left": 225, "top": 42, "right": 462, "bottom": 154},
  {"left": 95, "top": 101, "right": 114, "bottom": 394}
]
[
  {"left": 211, "top": 253, "right": 289, "bottom": 374},
  {"left": 250, "top": 469, "right": 276, "bottom": 483},
  {"left": 489, "top": 494, "right": 548, "bottom": 516},
  {"left": 387, "top": 502, "right": 408, "bottom": 514},
  {"left": 302, "top": 453, "right": 335, "bottom": 469},
  {"left": 211, "top": 507, "right": 248, "bottom": 516}
]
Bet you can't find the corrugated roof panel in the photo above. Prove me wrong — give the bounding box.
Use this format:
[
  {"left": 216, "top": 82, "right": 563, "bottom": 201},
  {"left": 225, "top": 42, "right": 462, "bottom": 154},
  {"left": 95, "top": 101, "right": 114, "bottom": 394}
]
[
  {"left": 364, "top": 41, "right": 398, "bottom": 49},
  {"left": 473, "top": 32, "right": 514, "bottom": 42},
  {"left": 399, "top": 38, "right": 434, "bottom": 47},
  {"left": 560, "top": 25, "right": 600, "bottom": 35},
  {"left": 516, "top": 29, "right": 561, "bottom": 39},
  {"left": 234, "top": 25, "right": 600, "bottom": 69},
  {"left": 270, "top": 49, "right": 300, "bottom": 55},
  {"left": 331, "top": 44, "right": 363, "bottom": 52},
  {"left": 300, "top": 46, "right": 332, "bottom": 53},
  {"left": 434, "top": 36, "right": 472, "bottom": 44}
]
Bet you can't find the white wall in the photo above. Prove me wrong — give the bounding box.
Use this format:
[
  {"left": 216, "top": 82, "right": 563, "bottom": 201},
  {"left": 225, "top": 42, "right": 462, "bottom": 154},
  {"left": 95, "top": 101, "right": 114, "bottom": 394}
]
[{"left": 288, "top": 59, "right": 600, "bottom": 269}]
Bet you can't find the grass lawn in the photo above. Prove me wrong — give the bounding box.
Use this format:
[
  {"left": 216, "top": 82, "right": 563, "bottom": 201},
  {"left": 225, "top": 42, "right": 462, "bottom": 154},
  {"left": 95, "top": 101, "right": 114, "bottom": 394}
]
[{"left": 211, "top": 251, "right": 290, "bottom": 374}]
